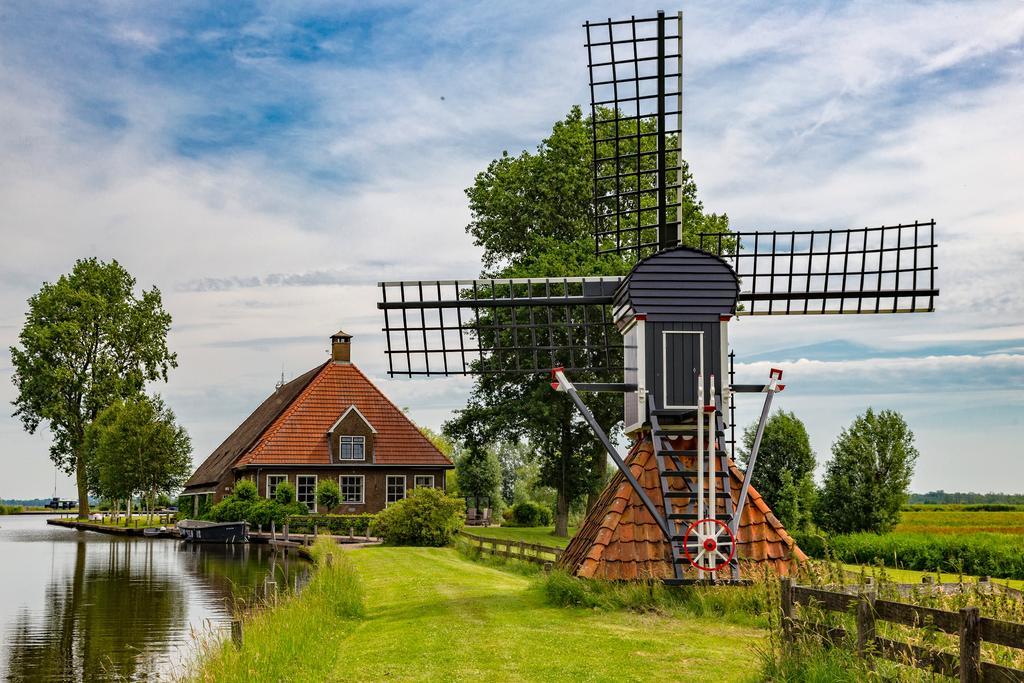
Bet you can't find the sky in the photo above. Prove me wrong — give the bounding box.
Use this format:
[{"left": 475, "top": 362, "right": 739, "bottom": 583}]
[{"left": 1, "top": 1, "right": 1022, "bottom": 499}]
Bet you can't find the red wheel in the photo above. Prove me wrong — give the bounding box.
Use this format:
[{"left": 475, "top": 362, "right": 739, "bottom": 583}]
[{"left": 682, "top": 519, "right": 736, "bottom": 572}]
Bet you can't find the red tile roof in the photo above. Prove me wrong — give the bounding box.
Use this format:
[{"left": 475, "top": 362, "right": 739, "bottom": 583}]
[
  {"left": 233, "top": 362, "right": 452, "bottom": 468},
  {"left": 559, "top": 436, "right": 805, "bottom": 580}
]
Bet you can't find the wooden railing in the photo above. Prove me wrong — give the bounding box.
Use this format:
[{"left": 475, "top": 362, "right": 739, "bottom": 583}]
[
  {"left": 781, "top": 577, "right": 1024, "bottom": 682},
  {"left": 458, "top": 532, "right": 563, "bottom": 566}
]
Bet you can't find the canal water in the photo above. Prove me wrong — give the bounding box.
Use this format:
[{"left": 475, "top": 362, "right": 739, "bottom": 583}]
[{"left": 0, "top": 514, "right": 309, "bottom": 682}]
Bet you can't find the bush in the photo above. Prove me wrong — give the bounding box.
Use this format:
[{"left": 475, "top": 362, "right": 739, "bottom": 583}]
[
  {"left": 507, "top": 500, "right": 553, "bottom": 527},
  {"left": 287, "top": 514, "right": 376, "bottom": 536},
  {"left": 369, "top": 487, "right": 464, "bottom": 546},
  {"left": 234, "top": 479, "right": 258, "bottom": 501},
  {"left": 204, "top": 484, "right": 307, "bottom": 526},
  {"left": 275, "top": 481, "right": 296, "bottom": 504},
  {"left": 316, "top": 480, "right": 341, "bottom": 513}
]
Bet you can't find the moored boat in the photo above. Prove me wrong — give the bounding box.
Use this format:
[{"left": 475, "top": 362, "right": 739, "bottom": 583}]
[{"left": 176, "top": 519, "right": 249, "bottom": 543}]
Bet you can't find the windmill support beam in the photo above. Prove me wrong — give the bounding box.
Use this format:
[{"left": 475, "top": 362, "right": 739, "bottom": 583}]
[
  {"left": 552, "top": 368, "right": 671, "bottom": 540},
  {"left": 732, "top": 369, "right": 784, "bottom": 537}
]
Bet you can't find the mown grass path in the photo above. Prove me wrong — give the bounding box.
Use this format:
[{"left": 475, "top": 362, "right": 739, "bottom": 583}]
[{"left": 333, "top": 547, "right": 761, "bottom": 682}]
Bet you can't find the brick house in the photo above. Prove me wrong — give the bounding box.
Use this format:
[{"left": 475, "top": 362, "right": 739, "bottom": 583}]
[{"left": 180, "top": 331, "right": 453, "bottom": 516}]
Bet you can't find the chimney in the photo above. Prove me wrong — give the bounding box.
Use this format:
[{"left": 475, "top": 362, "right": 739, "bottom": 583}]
[{"left": 331, "top": 329, "right": 352, "bottom": 363}]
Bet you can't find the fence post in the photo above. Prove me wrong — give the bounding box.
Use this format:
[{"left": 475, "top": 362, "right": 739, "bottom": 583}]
[
  {"left": 519, "top": 540, "right": 525, "bottom": 561},
  {"left": 780, "top": 577, "right": 794, "bottom": 644},
  {"left": 349, "top": 526, "right": 354, "bottom": 540},
  {"left": 283, "top": 522, "right": 289, "bottom": 542},
  {"left": 959, "top": 607, "right": 981, "bottom": 683},
  {"left": 231, "top": 619, "right": 243, "bottom": 649},
  {"left": 271, "top": 520, "right": 276, "bottom": 541},
  {"left": 856, "top": 589, "right": 877, "bottom": 662}
]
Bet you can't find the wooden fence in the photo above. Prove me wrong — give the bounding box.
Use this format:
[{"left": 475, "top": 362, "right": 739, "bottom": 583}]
[
  {"left": 781, "top": 577, "right": 1024, "bottom": 682},
  {"left": 458, "top": 532, "right": 563, "bottom": 567}
]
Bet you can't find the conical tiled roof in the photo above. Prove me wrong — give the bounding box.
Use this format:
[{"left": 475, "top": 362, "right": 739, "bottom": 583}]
[{"left": 559, "top": 436, "right": 805, "bottom": 580}]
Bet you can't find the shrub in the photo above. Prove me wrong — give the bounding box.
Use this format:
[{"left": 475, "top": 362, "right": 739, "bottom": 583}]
[
  {"left": 287, "top": 514, "right": 376, "bottom": 536},
  {"left": 275, "top": 481, "right": 296, "bottom": 504},
  {"left": 507, "top": 500, "right": 553, "bottom": 527},
  {"left": 233, "top": 479, "right": 258, "bottom": 501},
  {"left": 369, "top": 487, "right": 464, "bottom": 546},
  {"left": 204, "top": 484, "right": 306, "bottom": 526},
  {"left": 316, "top": 480, "right": 341, "bottom": 513}
]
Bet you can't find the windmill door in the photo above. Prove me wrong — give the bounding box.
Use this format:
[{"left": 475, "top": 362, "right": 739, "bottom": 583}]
[{"left": 660, "top": 329, "right": 704, "bottom": 409}]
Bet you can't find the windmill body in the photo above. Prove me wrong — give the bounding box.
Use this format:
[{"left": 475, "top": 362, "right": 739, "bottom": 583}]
[{"left": 376, "top": 10, "right": 938, "bottom": 584}]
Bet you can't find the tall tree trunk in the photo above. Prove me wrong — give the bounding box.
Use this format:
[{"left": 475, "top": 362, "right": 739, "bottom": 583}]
[
  {"left": 75, "top": 450, "right": 90, "bottom": 519},
  {"left": 554, "top": 488, "right": 569, "bottom": 537},
  {"left": 587, "top": 447, "right": 607, "bottom": 512}
]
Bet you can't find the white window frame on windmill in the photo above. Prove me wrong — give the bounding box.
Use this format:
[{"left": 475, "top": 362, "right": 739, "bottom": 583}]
[
  {"left": 662, "top": 330, "right": 704, "bottom": 410},
  {"left": 621, "top": 315, "right": 647, "bottom": 434}
]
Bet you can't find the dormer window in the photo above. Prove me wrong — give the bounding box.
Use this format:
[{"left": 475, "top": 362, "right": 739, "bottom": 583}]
[{"left": 339, "top": 435, "right": 365, "bottom": 461}]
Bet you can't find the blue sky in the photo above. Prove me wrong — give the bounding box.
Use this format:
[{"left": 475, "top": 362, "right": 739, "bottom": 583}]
[{"left": 1, "top": 1, "right": 1022, "bottom": 497}]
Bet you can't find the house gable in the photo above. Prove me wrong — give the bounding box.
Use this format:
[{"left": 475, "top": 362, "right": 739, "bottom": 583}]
[{"left": 328, "top": 405, "right": 377, "bottom": 463}]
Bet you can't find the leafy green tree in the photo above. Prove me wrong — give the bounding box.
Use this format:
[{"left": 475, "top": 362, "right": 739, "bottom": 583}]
[
  {"left": 10, "top": 258, "right": 176, "bottom": 517},
  {"left": 316, "top": 479, "right": 341, "bottom": 514},
  {"left": 449, "top": 106, "right": 731, "bottom": 536},
  {"left": 740, "top": 410, "right": 817, "bottom": 530},
  {"left": 85, "top": 394, "right": 192, "bottom": 521},
  {"left": 454, "top": 445, "right": 501, "bottom": 509},
  {"left": 816, "top": 408, "right": 919, "bottom": 534}
]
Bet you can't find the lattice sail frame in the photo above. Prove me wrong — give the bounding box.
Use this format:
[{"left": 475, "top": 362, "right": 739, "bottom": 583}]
[
  {"left": 700, "top": 221, "right": 938, "bottom": 315},
  {"left": 586, "top": 11, "right": 683, "bottom": 261},
  {"left": 378, "top": 277, "right": 623, "bottom": 377}
]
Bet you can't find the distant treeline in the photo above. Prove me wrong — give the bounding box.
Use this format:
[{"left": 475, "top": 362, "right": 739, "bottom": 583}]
[
  {"left": 909, "top": 491, "right": 1024, "bottom": 505},
  {"left": 1, "top": 498, "right": 54, "bottom": 507}
]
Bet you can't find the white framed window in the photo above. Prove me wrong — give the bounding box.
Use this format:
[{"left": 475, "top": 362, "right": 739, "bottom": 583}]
[
  {"left": 296, "top": 475, "right": 317, "bottom": 512},
  {"left": 266, "top": 474, "right": 288, "bottom": 499},
  {"left": 413, "top": 475, "right": 434, "bottom": 489},
  {"left": 339, "top": 435, "right": 365, "bottom": 461},
  {"left": 386, "top": 475, "right": 406, "bottom": 506},
  {"left": 339, "top": 475, "right": 364, "bottom": 504}
]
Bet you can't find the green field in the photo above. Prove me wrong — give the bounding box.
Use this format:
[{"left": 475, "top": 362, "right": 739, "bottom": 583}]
[
  {"left": 896, "top": 508, "right": 1024, "bottom": 535},
  {"left": 192, "top": 544, "right": 763, "bottom": 682}
]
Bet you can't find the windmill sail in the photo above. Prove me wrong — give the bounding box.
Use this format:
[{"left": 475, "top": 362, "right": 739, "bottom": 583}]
[
  {"left": 378, "top": 277, "right": 624, "bottom": 376},
  {"left": 585, "top": 11, "right": 683, "bottom": 261},
  {"left": 699, "top": 221, "right": 939, "bottom": 315}
]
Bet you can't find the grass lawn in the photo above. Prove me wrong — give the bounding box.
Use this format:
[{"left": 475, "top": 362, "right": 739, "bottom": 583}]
[
  {"left": 193, "top": 546, "right": 764, "bottom": 682},
  {"left": 460, "top": 525, "right": 577, "bottom": 548}
]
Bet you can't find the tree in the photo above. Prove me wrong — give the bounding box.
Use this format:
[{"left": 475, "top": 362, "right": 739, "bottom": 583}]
[
  {"left": 816, "top": 408, "right": 919, "bottom": 534},
  {"left": 316, "top": 479, "right": 341, "bottom": 514},
  {"left": 10, "top": 258, "right": 176, "bottom": 517},
  {"left": 739, "top": 410, "right": 816, "bottom": 531},
  {"left": 85, "top": 394, "right": 192, "bottom": 522},
  {"left": 454, "top": 445, "right": 501, "bottom": 510},
  {"left": 449, "top": 106, "right": 731, "bottom": 536}
]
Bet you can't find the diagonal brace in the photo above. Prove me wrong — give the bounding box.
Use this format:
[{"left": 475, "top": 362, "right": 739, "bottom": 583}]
[
  {"left": 732, "top": 368, "right": 785, "bottom": 537},
  {"left": 552, "top": 368, "right": 670, "bottom": 539}
]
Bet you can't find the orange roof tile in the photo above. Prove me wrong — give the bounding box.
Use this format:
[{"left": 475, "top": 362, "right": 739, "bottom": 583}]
[
  {"left": 560, "top": 435, "right": 805, "bottom": 581},
  {"left": 226, "top": 362, "right": 452, "bottom": 469}
]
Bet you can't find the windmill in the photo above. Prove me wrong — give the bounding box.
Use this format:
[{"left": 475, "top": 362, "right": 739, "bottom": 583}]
[{"left": 377, "top": 11, "right": 938, "bottom": 584}]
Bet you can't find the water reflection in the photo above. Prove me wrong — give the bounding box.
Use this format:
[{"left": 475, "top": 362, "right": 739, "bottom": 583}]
[{"left": 0, "top": 516, "right": 308, "bottom": 682}]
